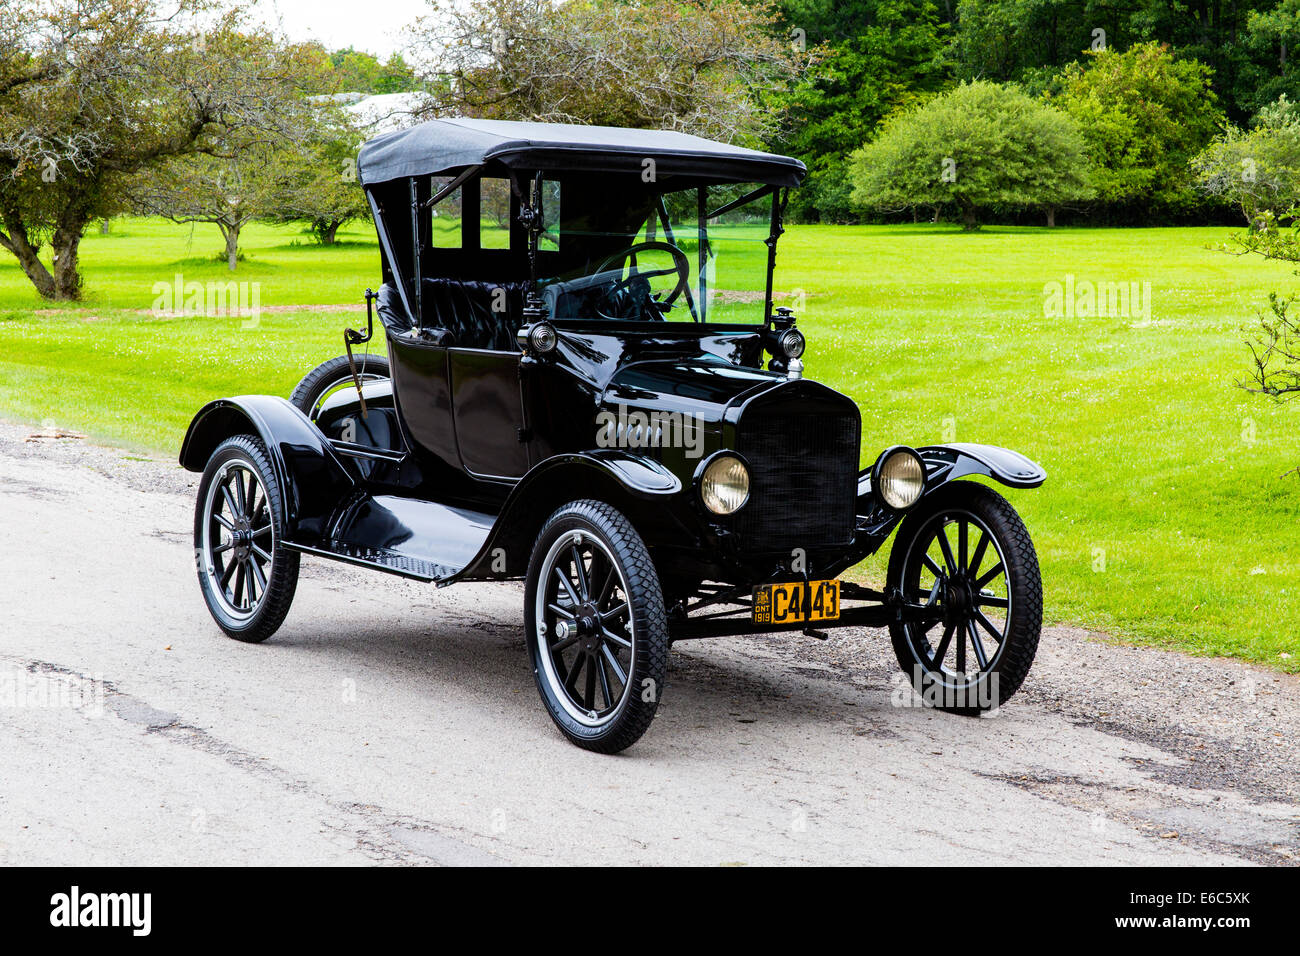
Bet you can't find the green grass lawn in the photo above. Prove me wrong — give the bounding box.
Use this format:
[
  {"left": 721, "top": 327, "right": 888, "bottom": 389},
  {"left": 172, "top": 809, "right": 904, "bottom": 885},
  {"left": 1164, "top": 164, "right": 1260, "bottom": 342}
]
[{"left": 1, "top": 216, "right": 1296, "bottom": 670}]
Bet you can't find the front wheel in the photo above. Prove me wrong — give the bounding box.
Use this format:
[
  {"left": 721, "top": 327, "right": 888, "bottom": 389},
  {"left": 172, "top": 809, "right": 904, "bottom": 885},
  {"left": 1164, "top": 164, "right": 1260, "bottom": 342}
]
[
  {"left": 887, "top": 482, "right": 1041, "bottom": 712},
  {"left": 194, "top": 435, "right": 300, "bottom": 643},
  {"left": 525, "top": 500, "right": 668, "bottom": 753}
]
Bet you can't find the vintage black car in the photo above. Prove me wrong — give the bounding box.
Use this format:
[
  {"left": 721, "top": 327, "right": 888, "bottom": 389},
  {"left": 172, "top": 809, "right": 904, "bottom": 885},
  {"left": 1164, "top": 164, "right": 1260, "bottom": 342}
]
[{"left": 180, "top": 119, "right": 1046, "bottom": 753}]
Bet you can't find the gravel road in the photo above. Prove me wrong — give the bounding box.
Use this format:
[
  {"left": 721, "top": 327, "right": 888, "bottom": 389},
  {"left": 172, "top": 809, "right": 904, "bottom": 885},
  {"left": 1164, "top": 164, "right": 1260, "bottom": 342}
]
[{"left": 1, "top": 421, "right": 1296, "bottom": 865}]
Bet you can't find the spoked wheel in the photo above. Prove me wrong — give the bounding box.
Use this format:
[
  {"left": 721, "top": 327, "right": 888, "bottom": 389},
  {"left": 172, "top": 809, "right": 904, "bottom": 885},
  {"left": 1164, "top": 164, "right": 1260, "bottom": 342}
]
[
  {"left": 887, "top": 482, "right": 1041, "bottom": 712},
  {"left": 289, "top": 353, "right": 390, "bottom": 421},
  {"left": 194, "top": 435, "right": 299, "bottom": 643},
  {"left": 525, "top": 500, "right": 668, "bottom": 753}
]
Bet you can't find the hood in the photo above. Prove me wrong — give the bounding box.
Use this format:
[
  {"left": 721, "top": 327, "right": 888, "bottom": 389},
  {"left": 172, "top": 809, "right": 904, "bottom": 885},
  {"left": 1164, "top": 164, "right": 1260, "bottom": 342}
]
[{"left": 602, "top": 359, "right": 784, "bottom": 422}]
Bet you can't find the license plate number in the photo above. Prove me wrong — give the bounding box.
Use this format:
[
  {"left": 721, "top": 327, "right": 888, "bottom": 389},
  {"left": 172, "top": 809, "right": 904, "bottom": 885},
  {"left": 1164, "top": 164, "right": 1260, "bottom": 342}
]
[{"left": 752, "top": 580, "right": 840, "bottom": 624}]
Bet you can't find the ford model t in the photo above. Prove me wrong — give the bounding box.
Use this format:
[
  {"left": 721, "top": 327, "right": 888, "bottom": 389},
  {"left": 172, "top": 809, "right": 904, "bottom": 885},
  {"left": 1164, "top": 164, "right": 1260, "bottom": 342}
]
[{"left": 180, "top": 119, "right": 1046, "bottom": 752}]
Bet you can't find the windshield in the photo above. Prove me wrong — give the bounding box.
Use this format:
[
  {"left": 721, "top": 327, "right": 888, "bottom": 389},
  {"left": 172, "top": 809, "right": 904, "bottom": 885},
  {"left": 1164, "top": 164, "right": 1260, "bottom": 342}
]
[
  {"left": 540, "top": 182, "right": 779, "bottom": 326},
  {"left": 402, "top": 171, "right": 785, "bottom": 332}
]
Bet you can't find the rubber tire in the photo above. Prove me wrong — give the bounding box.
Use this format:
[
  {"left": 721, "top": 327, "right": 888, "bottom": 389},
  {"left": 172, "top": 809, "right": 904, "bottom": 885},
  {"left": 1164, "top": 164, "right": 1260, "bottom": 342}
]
[
  {"left": 289, "top": 353, "right": 390, "bottom": 418},
  {"left": 525, "top": 500, "right": 669, "bottom": 753},
  {"left": 194, "top": 435, "right": 300, "bottom": 644},
  {"left": 886, "top": 481, "right": 1041, "bottom": 712}
]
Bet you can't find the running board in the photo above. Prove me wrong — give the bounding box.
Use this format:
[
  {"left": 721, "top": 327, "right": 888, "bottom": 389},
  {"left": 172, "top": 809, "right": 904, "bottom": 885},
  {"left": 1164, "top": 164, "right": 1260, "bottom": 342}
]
[{"left": 287, "top": 493, "right": 496, "bottom": 583}]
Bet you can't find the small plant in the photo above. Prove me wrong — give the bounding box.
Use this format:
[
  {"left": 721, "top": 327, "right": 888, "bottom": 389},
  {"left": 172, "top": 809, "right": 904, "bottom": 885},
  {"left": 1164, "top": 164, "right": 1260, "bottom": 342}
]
[{"left": 1231, "top": 206, "right": 1300, "bottom": 475}]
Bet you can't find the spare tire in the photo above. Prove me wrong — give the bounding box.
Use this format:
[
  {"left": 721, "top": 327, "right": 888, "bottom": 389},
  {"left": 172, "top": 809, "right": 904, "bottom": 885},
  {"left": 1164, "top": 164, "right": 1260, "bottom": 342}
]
[{"left": 289, "top": 354, "right": 390, "bottom": 421}]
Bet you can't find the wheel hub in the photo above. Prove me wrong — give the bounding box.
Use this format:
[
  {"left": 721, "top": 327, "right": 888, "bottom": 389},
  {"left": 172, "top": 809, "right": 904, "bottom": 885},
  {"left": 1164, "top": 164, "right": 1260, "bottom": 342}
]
[
  {"left": 231, "top": 515, "right": 253, "bottom": 561},
  {"left": 943, "top": 575, "right": 975, "bottom": 623}
]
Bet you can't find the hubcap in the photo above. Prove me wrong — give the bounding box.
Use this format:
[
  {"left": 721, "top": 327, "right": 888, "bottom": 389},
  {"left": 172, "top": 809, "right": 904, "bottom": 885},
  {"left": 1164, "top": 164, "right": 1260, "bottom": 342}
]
[
  {"left": 902, "top": 509, "right": 1011, "bottom": 683},
  {"left": 201, "top": 460, "right": 274, "bottom": 620},
  {"left": 535, "top": 532, "right": 635, "bottom": 727}
]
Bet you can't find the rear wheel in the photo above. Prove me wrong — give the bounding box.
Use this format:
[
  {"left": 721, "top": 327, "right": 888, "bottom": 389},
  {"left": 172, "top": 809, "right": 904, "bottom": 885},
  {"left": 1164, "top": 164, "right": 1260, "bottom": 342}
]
[
  {"left": 194, "top": 435, "right": 299, "bottom": 643},
  {"left": 887, "top": 482, "right": 1041, "bottom": 712},
  {"left": 289, "top": 353, "right": 390, "bottom": 420},
  {"left": 525, "top": 500, "right": 668, "bottom": 753}
]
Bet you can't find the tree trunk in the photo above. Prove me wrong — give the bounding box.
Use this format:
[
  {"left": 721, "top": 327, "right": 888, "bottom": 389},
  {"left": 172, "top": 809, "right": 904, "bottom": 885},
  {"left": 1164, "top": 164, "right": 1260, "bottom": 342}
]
[
  {"left": 0, "top": 234, "right": 56, "bottom": 299},
  {"left": 911, "top": 207, "right": 919, "bottom": 223},
  {"left": 219, "top": 222, "right": 241, "bottom": 271},
  {"left": 320, "top": 220, "right": 340, "bottom": 245},
  {"left": 50, "top": 215, "right": 87, "bottom": 299},
  {"left": 100, "top": 219, "right": 111, "bottom": 235},
  {"left": 958, "top": 199, "right": 978, "bottom": 230},
  {"left": 1045, "top": 207, "right": 1056, "bottom": 228}
]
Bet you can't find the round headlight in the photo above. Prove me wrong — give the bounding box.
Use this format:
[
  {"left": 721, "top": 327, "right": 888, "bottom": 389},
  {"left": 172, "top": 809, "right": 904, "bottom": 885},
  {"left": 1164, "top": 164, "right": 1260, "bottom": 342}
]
[
  {"left": 875, "top": 448, "right": 925, "bottom": 511},
  {"left": 528, "top": 322, "right": 558, "bottom": 353},
  {"left": 780, "top": 328, "right": 805, "bottom": 359},
  {"left": 700, "top": 455, "right": 750, "bottom": 515}
]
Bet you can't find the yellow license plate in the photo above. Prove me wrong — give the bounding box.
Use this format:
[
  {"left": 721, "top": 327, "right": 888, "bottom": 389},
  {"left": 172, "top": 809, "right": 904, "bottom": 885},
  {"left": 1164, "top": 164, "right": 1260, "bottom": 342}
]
[{"left": 752, "top": 580, "right": 840, "bottom": 624}]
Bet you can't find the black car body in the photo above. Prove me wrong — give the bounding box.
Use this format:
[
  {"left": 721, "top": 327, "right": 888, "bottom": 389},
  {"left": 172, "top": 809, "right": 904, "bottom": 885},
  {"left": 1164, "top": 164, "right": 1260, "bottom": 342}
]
[{"left": 180, "top": 119, "right": 1046, "bottom": 752}]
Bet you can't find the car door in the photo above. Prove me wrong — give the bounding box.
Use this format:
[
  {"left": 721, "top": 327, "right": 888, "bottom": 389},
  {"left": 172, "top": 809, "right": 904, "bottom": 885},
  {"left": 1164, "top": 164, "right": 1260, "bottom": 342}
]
[{"left": 449, "top": 347, "right": 531, "bottom": 480}]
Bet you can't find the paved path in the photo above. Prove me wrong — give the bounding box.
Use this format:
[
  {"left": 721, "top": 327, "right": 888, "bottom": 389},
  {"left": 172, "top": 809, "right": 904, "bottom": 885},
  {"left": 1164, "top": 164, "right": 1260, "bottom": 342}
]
[{"left": 1, "top": 423, "right": 1296, "bottom": 865}]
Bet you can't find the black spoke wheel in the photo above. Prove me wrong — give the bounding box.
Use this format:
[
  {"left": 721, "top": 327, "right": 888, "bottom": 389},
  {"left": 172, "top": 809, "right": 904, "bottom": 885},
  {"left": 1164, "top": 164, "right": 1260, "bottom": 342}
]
[
  {"left": 525, "top": 500, "right": 668, "bottom": 753},
  {"left": 194, "top": 435, "right": 299, "bottom": 643},
  {"left": 887, "top": 482, "right": 1041, "bottom": 712},
  {"left": 289, "top": 353, "right": 390, "bottom": 421}
]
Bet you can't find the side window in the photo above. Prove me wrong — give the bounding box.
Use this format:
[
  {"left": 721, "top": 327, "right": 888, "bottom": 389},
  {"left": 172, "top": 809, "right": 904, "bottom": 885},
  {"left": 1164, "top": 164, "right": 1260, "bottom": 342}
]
[
  {"left": 480, "top": 178, "right": 512, "bottom": 249},
  {"left": 429, "top": 176, "right": 462, "bottom": 249},
  {"left": 540, "top": 179, "right": 561, "bottom": 252}
]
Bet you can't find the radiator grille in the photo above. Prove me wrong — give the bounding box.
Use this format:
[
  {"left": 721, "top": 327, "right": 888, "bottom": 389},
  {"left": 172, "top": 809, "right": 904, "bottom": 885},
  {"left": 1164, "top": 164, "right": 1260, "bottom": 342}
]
[{"left": 735, "top": 411, "right": 859, "bottom": 552}]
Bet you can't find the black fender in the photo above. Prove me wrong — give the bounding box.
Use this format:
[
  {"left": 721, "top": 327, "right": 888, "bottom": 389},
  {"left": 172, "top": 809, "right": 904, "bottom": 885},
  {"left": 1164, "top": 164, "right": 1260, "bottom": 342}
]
[
  {"left": 451, "top": 449, "right": 683, "bottom": 581},
  {"left": 842, "top": 442, "right": 1044, "bottom": 569},
  {"left": 178, "top": 395, "right": 357, "bottom": 546},
  {"left": 915, "top": 442, "right": 1046, "bottom": 490}
]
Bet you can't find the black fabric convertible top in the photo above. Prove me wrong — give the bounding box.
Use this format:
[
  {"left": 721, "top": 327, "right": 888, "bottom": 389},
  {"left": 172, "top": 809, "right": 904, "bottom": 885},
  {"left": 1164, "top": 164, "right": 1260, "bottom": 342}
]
[{"left": 357, "top": 118, "right": 806, "bottom": 187}]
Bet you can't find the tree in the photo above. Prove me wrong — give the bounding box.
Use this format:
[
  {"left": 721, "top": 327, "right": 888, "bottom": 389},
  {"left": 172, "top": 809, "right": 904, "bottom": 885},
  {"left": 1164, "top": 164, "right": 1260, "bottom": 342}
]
[
  {"left": 0, "top": 0, "right": 314, "bottom": 300},
  {"left": 1193, "top": 96, "right": 1300, "bottom": 225},
  {"left": 847, "top": 80, "right": 1092, "bottom": 229},
  {"left": 948, "top": 0, "right": 1098, "bottom": 84},
  {"left": 329, "top": 48, "right": 421, "bottom": 94},
  {"left": 263, "top": 115, "right": 371, "bottom": 245},
  {"left": 947, "top": 0, "right": 1282, "bottom": 126},
  {"left": 1227, "top": 212, "right": 1300, "bottom": 474},
  {"left": 772, "top": 0, "right": 950, "bottom": 222},
  {"left": 409, "top": 0, "right": 808, "bottom": 145},
  {"left": 1048, "top": 43, "right": 1224, "bottom": 217},
  {"left": 129, "top": 142, "right": 276, "bottom": 271}
]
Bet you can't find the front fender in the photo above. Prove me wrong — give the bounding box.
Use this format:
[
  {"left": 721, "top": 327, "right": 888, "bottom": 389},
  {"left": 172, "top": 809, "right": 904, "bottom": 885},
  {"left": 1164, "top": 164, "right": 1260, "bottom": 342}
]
[
  {"left": 451, "top": 450, "right": 683, "bottom": 581},
  {"left": 178, "top": 395, "right": 357, "bottom": 545},
  {"left": 916, "top": 442, "right": 1046, "bottom": 490},
  {"left": 843, "top": 442, "right": 1044, "bottom": 566}
]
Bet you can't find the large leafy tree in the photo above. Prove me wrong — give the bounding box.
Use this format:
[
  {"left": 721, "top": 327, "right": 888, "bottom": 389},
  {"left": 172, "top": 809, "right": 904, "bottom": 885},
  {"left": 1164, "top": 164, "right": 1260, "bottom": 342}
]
[
  {"left": 848, "top": 80, "right": 1093, "bottom": 229},
  {"left": 1048, "top": 42, "right": 1223, "bottom": 217},
  {"left": 409, "top": 0, "right": 808, "bottom": 145},
  {"left": 329, "top": 48, "right": 421, "bottom": 95},
  {"left": 129, "top": 140, "right": 277, "bottom": 272},
  {"left": 948, "top": 0, "right": 1283, "bottom": 124},
  {"left": 0, "top": 0, "right": 315, "bottom": 300},
  {"left": 1243, "top": 1, "right": 1300, "bottom": 117},
  {"left": 262, "top": 115, "right": 371, "bottom": 246},
  {"left": 1193, "top": 96, "right": 1300, "bottom": 226},
  {"left": 773, "top": 0, "right": 950, "bottom": 221}
]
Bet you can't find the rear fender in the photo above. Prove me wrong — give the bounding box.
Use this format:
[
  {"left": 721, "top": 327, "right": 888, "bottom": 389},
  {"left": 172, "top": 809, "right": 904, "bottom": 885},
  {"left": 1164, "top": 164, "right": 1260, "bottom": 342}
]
[{"left": 178, "top": 395, "right": 357, "bottom": 545}]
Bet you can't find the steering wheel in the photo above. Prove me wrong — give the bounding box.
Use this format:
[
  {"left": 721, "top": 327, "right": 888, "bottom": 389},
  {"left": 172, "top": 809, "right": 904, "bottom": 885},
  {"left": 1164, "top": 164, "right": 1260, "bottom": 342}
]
[{"left": 593, "top": 241, "right": 691, "bottom": 319}]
